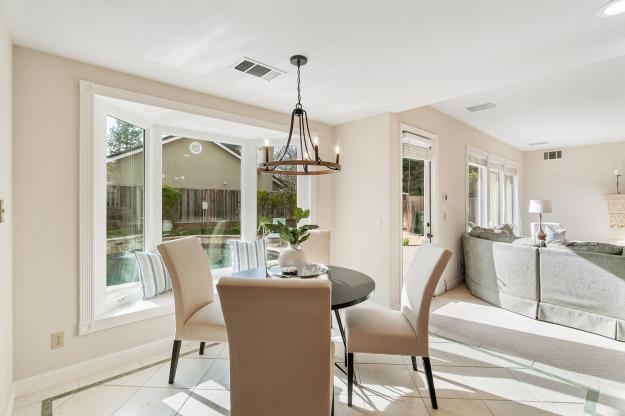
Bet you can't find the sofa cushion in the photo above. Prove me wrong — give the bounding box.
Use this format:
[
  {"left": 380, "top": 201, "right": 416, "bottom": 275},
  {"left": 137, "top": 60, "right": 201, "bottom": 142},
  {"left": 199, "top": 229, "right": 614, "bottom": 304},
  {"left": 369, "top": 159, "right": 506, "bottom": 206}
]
[
  {"left": 495, "top": 223, "right": 515, "bottom": 236},
  {"left": 547, "top": 240, "right": 623, "bottom": 256},
  {"left": 544, "top": 224, "right": 566, "bottom": 242},
  {"left": 512, "top": 237, "right": 539, "bottom": 247},
  {"left": 468, "top": 226, "right": 489, "bottom": 237},
  {"left": 476, "top": 231, "right": 518, "bottom": 243}
]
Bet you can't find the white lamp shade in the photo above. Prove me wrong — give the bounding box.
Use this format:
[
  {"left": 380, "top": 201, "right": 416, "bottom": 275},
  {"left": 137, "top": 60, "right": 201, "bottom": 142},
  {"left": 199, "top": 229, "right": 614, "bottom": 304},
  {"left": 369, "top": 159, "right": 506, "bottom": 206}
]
[{"left": 528, "top": 199, "right": 552, "bottom": 214}]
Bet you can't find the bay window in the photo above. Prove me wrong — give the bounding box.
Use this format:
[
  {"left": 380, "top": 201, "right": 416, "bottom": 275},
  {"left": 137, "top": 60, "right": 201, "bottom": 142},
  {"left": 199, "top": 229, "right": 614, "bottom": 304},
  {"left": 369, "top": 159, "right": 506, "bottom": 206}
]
[{"left": 80, "top": 82, "right": 311, "bottom": 333}]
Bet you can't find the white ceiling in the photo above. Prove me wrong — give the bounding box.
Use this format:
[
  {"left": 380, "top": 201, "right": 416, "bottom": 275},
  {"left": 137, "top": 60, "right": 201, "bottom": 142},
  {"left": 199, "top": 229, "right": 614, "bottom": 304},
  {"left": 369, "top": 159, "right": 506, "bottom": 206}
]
[
  {"left": 5, "top": 0, "right": 625, "bottom": 130},
  {"left": 433, "top": 55, "right": 625, "bottom": 150}
]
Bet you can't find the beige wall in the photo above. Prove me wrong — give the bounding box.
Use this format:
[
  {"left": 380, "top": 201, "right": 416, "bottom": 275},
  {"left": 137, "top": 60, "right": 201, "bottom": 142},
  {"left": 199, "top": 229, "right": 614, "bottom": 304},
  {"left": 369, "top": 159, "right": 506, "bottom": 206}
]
[
  {"left": 334, "top": 107, "right": 523, "bottom": 306},
  {"left": 0, "top": 1, "right": 12, "bottom": 411},
  {"left": 12, "top": 46, "right": 334, "bottom": 380},
  {"left": 522, "top": 142, "right": 625, "bottom": 241},
  {"left": 333, "top": 113, "right": 394, "bottom": 306}
]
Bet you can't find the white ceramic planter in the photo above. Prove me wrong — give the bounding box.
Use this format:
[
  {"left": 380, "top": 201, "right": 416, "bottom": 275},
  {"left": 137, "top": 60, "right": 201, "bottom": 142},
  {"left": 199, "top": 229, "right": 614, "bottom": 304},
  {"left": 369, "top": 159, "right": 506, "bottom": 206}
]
[
  {"left": 163, "top": 220, "right": 174, "bottom": 233},
  {"left": 279, "top": 244, "right": 307, "bottom": 274}
]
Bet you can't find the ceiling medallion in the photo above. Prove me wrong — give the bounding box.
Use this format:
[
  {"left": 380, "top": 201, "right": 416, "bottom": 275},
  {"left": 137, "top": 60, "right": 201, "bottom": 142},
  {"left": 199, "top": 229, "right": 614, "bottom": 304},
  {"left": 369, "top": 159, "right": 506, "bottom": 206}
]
[{"left": 257, "top": 55, "right": 341, "bottom": 176}]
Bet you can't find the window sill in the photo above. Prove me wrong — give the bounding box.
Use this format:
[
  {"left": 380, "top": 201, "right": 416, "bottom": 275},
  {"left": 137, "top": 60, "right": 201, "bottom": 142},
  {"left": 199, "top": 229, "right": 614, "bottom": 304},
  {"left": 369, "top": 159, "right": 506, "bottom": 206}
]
[
  {"left": 88, "top": 292, "right": 175, "bottom": 334},
  {"left": 83, "top": 267, "right": 235, "bottom": 335}
]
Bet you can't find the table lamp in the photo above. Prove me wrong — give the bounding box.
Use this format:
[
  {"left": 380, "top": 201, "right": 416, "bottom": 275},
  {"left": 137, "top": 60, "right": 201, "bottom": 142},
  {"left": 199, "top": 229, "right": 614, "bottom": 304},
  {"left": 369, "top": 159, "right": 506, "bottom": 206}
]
[{"left": 529, "top": 199, "right": 552, "bottom": 243}]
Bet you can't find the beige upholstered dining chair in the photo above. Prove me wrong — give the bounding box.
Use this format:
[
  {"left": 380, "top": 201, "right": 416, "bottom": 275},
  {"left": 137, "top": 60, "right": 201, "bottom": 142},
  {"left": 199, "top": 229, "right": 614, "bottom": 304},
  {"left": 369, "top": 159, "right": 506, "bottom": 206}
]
[
  {"left": 345, "top": 243, "right": 452, "bottom": 409},
  {"left": 157, "top": 237, "right": 227, "bottom": 384},
  {"left": 217, "top": 277, "right": 334, "bottom": 416},
  {"left": 301, "top": 229, "right": 331, "bottom": 265}
]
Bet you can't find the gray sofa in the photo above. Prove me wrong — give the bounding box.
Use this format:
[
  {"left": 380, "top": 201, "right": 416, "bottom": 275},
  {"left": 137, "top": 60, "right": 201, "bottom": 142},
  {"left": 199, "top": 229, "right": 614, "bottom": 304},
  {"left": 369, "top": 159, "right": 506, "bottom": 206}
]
[{"left": 463, "top": 232, "right": 625, "bottom": 342}]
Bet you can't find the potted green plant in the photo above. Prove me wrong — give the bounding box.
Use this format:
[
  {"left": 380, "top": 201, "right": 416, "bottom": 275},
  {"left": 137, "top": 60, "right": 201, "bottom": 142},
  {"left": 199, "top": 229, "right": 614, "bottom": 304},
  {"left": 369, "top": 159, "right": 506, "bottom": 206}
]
[
  {"left": 276, "top": 207, "right": 319, "bottom": 273},
  {"left": 162, "top": 185, "right": 181, "bottom": 233}
]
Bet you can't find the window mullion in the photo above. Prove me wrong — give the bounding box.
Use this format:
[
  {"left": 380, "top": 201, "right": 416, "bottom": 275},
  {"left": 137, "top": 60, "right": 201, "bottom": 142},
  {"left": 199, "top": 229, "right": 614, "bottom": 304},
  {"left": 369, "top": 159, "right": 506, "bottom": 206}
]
[
  {"left": 145, "top": 125, "right": 162, "bottom": 251},
  {"left": 241, "top": 142, "right": 258, "bottom": 241}
]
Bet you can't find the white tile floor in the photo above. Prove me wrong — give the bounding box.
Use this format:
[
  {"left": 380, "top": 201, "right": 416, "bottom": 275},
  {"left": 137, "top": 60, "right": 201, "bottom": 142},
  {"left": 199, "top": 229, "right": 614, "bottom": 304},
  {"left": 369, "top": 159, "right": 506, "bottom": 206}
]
[{"left": 12, "top": 284, "right": 625, "bottom": 415}]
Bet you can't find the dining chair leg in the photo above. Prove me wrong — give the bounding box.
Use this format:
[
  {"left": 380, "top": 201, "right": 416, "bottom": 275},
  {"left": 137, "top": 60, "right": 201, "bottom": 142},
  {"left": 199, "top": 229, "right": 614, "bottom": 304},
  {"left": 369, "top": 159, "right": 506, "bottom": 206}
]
[
  {"left": 168, "top": 340, "right": 182, "bottom": 384},
  {"left": 422, "top": 356, "right": 437, "bottom": 409},
  {"left": 199, "top": 342, "right": 205, "bottom": 355},
  {"left": 331, "top": 393, "right": 335, "bottom": 416},
  {"left": 347, "top": 352, "right": 354, "bottom": 407},
  {"left": 411, "top": 356, "right": 418, "bottom": 371},
  {"left": 334, "top": 310, "right": 348, "bottom": 364}
]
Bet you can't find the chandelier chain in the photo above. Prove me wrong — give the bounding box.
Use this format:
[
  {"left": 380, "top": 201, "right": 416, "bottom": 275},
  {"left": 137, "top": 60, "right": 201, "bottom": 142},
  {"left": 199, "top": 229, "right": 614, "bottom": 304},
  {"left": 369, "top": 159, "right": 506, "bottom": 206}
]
[{"left": 296, "top": 63, "right": 302, "bottom": 108}]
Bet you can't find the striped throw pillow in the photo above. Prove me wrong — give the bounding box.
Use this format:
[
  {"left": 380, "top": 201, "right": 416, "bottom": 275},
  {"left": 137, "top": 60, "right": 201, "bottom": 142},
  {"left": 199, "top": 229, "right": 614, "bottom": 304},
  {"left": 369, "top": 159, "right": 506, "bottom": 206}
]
[
  {"left": 229, "top": 239, "right": 267, "bottom": 272},
  {"left": 135, "top": 251, "right": 173, "bottom": 299}
]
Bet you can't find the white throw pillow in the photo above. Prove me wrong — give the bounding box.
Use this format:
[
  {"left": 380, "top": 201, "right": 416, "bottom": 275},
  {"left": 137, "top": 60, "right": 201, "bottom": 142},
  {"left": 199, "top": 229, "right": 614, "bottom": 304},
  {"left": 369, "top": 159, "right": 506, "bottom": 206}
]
[{"left": 544, "top": 224, "right": 566, "bottom": 242}]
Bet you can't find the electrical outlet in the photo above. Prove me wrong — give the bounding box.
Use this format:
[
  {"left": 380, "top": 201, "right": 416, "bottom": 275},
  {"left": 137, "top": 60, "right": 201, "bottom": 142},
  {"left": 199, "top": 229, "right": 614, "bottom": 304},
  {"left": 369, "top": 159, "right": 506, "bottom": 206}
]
[{"left": 51, "top": 331, "right": 64, "bottom": 349}]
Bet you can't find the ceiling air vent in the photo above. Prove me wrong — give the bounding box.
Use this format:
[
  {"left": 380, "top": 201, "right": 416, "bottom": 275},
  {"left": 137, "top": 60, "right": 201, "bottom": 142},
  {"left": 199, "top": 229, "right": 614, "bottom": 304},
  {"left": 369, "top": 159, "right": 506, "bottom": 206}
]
[
  {"left": 466, "top": 102, "right": 496, "bottom": 112},
  {"left": 543, "top": 150, "right": 563, "bottom": 160},
  {"left": 232, "top": 57, "right": 285, "bottom": 81}
]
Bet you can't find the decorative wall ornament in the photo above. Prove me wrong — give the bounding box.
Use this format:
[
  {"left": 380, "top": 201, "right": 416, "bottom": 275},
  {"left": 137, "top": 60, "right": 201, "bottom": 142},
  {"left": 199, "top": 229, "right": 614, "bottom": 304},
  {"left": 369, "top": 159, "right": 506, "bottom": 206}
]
[{"left": 605, "top": 194, "right": 625, "bottom": 241}]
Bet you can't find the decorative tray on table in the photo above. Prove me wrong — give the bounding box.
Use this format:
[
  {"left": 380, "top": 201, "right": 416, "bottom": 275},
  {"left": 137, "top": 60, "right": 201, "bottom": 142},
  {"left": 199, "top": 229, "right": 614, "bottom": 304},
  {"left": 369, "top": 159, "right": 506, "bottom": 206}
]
[{"left": 267, "top": 263, "right": 329, "bottom": 278}]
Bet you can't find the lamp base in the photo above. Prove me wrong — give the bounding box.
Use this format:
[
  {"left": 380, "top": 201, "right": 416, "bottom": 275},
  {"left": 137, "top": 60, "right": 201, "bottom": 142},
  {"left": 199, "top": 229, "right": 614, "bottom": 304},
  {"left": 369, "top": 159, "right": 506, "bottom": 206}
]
[{"left": 536, "top": 227, "right": 547, "bottom": 247}]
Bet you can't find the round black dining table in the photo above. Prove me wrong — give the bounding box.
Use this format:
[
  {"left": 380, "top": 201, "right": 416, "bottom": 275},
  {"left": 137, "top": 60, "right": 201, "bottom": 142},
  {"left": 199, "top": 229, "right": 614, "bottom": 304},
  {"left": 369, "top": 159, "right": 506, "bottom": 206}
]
[
  {"left": 232, "top": 265, "right": 375, "bottom": 381},
  {"left": 232, "top": 265, "right": 375, "bottom": 310}
]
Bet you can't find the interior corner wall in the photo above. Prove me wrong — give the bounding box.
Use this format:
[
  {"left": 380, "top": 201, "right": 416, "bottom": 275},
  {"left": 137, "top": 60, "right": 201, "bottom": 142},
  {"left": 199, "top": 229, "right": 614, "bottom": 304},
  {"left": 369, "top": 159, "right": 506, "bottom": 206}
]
[
  {"left": 395, "top": 106, "right": 523, "bottom": 291},
  {"left": 0, "top": 1, "right": 14, "bottom": 413},
  {"left": 395, "top": 106, "right": 523, "bottom": 292},
  {"left": 522, "top": 141, "right": 625, "bottom": 242},
  {"left": 333, "top": 113, "right": 394, "bottom": 306},
  {"left": 332, "top": 106, "right": 523, "bottom": 305},
  {"left": 12, "top": 46, "right": 334, "bottom": 381}
]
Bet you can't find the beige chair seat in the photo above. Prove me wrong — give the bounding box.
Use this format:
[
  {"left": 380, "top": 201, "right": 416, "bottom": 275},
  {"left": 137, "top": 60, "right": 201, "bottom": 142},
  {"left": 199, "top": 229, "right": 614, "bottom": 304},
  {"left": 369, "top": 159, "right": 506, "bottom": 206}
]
[
  {"left": 178, "top": 294, "right": 227, "bottom": 342},
  {"left": 343, "top": 243, "right": 452, "bottom": 410},
  {"left": 346, "top": 307, "right": 418, "bottom": 356}
]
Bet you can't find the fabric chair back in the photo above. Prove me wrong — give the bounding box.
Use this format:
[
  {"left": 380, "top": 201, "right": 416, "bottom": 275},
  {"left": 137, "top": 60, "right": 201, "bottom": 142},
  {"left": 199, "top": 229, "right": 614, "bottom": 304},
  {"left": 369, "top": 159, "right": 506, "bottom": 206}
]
[
  {"left": 158, "top": 237, "right": 214, "bottom": 332},
  {"left": 301, "top": 230, "right": 331, "bottom": 265},
  {"left": 400, "top": 243, "right": 452, "bottom": 351},
  {"left": 229, "top": 239, "right": 267, "bottom": 272},
  {"left": 217, "top": 277, "right": 333, "bottom": 416}
]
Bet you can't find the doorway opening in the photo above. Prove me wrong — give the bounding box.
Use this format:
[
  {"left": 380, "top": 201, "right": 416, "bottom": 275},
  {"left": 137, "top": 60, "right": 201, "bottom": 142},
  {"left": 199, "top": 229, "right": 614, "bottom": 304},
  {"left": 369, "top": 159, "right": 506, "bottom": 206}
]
[{"left": 401, "top": 130, "right": 434, "bottom": 285}]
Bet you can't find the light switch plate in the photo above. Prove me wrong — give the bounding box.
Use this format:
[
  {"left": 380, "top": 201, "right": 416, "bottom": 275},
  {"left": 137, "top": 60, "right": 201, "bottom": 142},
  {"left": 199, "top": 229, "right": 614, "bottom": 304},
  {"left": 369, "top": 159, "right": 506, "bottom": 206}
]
[{"left": 0, "top": 199, "right": 4, "bottom": 223}]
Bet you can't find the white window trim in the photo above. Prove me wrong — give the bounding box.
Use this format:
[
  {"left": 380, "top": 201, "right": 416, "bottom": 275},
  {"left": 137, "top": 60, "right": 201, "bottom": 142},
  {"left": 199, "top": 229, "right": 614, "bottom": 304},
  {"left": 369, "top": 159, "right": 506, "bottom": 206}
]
[
  {"left": 465, "top": 145, "right": 519, "bottom": 231},
  {"left": 80, "top": 81, "right": 313, "bottom": 335}
]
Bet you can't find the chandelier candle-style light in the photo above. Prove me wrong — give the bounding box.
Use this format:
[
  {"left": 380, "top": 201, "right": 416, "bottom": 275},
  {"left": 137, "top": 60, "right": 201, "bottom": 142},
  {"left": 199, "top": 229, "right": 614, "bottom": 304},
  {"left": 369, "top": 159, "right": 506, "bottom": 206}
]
[{"left": 257, "top": 55, "right": 341, "bottom": 176}]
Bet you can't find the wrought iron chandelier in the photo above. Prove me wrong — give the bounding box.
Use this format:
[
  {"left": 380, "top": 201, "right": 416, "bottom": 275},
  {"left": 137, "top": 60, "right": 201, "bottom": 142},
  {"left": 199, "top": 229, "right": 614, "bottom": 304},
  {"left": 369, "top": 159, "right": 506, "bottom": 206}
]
[{"left": 257, "top": 55, "right": 341, "bottom": 176}]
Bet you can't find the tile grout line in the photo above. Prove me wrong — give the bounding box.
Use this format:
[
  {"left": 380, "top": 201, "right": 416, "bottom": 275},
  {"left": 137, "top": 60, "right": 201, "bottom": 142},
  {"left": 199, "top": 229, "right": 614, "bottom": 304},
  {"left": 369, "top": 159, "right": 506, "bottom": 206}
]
[
  {"left": 175, "top": 350, "right": 226, "bottom": 416},
  {"left": 39, "top": 345, "right": 220, "bottom": 416}
]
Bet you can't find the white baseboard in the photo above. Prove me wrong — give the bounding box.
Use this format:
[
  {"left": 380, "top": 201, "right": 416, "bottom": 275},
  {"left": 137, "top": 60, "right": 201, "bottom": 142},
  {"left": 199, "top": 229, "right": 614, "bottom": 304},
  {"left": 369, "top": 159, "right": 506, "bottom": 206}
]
[
  {"left": 5, "top": 382, "right": 15, "bottom": 416},
  {"left": 14, "top": 337, "right": 174, "bottom": 398}
]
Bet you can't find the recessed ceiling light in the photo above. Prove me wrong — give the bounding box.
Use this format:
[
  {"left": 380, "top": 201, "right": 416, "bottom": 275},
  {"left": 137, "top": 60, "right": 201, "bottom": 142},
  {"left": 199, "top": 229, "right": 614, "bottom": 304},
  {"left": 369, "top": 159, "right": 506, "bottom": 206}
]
[
  {"left": 529, "top": 141, "right": 549, "bottom": 146},
  {"left": 598, "top": 0, "right": 625, "bottom": 16}
]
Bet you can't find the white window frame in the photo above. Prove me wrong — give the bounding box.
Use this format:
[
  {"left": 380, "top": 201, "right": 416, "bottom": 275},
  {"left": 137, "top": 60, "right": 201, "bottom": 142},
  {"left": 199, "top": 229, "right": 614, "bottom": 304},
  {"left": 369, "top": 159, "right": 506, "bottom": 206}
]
[
  {"left": 80, "top": 81, "right": 312, "bottom": 334},
  {"left": 465, "top": 146, "right": 519, "bottom": 232}
]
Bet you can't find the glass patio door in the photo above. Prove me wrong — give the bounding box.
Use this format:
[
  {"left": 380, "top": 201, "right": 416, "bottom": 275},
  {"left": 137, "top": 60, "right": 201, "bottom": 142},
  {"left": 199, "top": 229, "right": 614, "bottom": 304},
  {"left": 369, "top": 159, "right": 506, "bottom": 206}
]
[{"left": 401, "top": 132, "right": 433, "bottom": 284}]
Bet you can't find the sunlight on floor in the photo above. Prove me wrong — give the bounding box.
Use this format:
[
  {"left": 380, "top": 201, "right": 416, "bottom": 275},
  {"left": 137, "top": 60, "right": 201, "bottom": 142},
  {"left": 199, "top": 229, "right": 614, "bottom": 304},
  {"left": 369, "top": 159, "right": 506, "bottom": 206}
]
[{"left": 11, "top": 284, "right": 625, "bottom": 416}]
